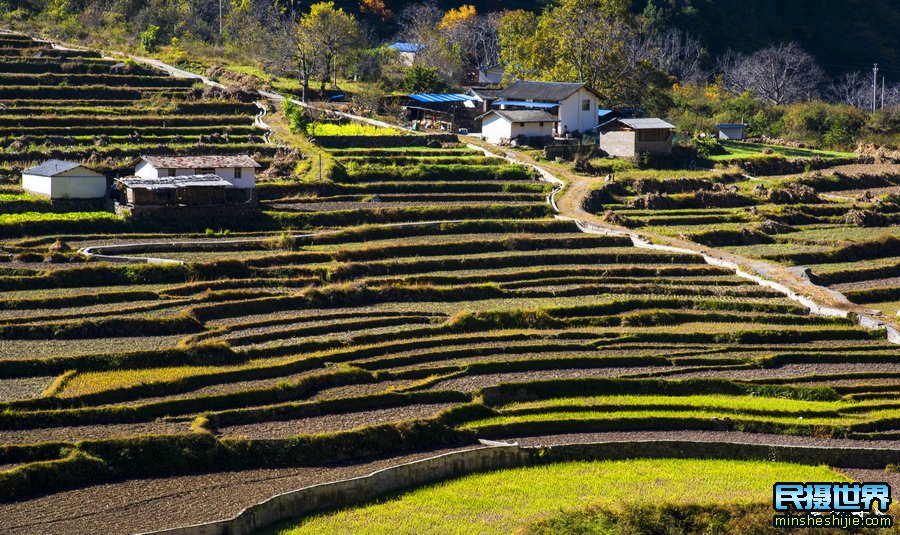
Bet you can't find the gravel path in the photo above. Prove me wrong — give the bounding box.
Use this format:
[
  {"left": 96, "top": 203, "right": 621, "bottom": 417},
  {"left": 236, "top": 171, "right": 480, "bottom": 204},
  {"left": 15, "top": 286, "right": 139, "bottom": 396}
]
[
  {"left": 0, "top": 376, "right": 55, "bottom": 401},
  {"left": 0, "top": 446, "right": 482, "bottom": 535},
  {"left": 219, "top": 403, "right": 459, "bottom": 439},
  {"left": 0, "top": 421, "right": 192, "bottom": 445}
]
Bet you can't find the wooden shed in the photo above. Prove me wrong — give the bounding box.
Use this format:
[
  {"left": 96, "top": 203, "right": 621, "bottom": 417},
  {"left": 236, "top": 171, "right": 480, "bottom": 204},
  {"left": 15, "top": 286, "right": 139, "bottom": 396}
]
[{"left": 115, "top": 174, "right": 232, "bottom": 207}]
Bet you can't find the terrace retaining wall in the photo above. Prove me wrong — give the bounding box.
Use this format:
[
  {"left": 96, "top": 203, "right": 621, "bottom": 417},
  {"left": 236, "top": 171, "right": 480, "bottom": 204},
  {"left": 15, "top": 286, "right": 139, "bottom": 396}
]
[
  {"left": 144, "top": 439, "right": 900, "bottom": 535},
  {"left": 314, "top": 134, "right": 458, "bottom": 149}
]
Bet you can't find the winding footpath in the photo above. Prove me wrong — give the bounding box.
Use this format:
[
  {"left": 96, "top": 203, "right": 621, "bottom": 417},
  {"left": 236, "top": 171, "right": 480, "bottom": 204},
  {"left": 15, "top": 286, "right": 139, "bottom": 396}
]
[{"left": 3, "top": 30, "right": 900, "bottom": 534}]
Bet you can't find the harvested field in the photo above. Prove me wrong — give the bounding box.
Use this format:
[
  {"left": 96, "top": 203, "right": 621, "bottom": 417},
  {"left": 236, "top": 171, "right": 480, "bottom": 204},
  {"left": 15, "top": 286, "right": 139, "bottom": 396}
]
[{"left": 0, "top": 78, "right": 897, "bottom": 534}]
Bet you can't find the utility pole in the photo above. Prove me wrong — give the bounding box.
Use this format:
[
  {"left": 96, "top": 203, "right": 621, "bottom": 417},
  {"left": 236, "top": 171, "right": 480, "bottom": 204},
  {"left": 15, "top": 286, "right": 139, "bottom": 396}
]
[
  {"left": 219, "top": 0, "right": 223, "bottom": 38},
  {"left": 872, "top": 63, "right": 879, "bottom": 113},
  {"left": 882, "top": 76, "right": 886, "bottom": 110}
]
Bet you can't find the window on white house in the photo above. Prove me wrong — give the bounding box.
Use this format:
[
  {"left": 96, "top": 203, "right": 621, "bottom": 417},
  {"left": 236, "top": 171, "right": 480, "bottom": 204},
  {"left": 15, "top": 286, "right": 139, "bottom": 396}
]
[
  {"left": 234, "top": 168, "right": 242, "bottom": 179},
  {"left": 539, "top": 122, "right": 544, "bottom": 126},
  {"left": 167, "top": 168, "right": 176, "bottom": 177},
  {"left": 519, "top": 122, "right": 525, "bottom": 127},
  {"left": 582, "top": 99, "right": 591, "bottom": 111}
]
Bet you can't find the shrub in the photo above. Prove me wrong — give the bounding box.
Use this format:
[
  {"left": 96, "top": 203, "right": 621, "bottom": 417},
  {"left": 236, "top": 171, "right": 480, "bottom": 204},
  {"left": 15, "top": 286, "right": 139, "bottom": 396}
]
[
  {"left": 140, "top": 25, "right": 161, "bottom": 53},
  {"left": 404, "top": 65, "right": 446, "bottom": 93}
]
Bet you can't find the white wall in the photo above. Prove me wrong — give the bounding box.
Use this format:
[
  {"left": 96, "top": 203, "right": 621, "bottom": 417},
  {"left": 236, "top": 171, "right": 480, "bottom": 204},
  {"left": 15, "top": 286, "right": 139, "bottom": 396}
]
[
  {"left": 482, "top": 115, "right": 512, "bottom": 143},
  {"left": 22, "top": 170, "right": 106, "bottom": 199},
  {"left": 481, "top": 116, "right": 553, "bottom": 144},
  {"left": 510, "top": 121, "right": 554, "bottom": 140},
  {"left": 558, "top": 88, "right": 599, "bottom": 135},
  {"left": 215, "top": 167, "right": 255, "bottom": 189},
  {"left": 134, "top": 160, "right": 157, "bottom": 179},
  {"left": 718, "top": 127, "right": 745, "bottom": 140},
  {"left": 21, "top": 174, "right": 52, "bottom": 197}
]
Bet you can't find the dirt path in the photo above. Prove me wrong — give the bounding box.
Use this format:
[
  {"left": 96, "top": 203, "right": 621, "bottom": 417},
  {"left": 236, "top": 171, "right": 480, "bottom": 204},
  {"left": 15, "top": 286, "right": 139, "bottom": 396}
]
[
  {"left": 464, "top": 138, "right": 899, "bottom": 341},
  {"left": 0, "top": 447, "right": 485, "bottom": 535}
]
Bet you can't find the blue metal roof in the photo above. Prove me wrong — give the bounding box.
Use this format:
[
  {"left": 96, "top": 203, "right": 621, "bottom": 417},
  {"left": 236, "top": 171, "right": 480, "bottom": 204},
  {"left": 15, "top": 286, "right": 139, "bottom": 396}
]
[
  {"left": 598, "top": 108, "right": 614, "bottom": 117},
  {"left": 388, "top": 42, "right": 424, "bottom": 53},
  {"left": 716, "top": 123, "right": 748, "bottom": 128},
  {"left": 407, "top": 93, "right": 474, "bottom": 103},
  {"left": 493, "top": 99, "right": 559, "bottom": 109}
]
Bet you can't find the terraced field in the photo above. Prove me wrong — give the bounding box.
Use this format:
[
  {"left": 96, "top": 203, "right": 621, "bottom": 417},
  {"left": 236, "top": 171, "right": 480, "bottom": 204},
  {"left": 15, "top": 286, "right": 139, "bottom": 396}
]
[
  {"left": 584, "top": 162, "right": 900, "bottom": 322},
  {"left": 1, "top": 125, "right": 899, "bottom": 533},
  {"left": 0, "top": 33, "right": 274, "bottom": 179}
]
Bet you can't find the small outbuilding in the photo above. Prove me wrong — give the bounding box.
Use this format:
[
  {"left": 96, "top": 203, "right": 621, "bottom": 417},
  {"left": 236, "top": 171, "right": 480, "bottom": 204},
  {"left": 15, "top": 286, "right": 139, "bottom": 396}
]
[
  {"left": 716, "top": 123, "right": 748, "bottom": 140},
  {"left": 477, "top": 63, "right": 505, "bottom": 85},
  {"left": 21, "top": 160, "right": 107, "bottom": 199},
  {"left": 115, "top": 174, "right": 232, "bottom": 207},
  {"left": 132, "top": 155, "right": 260, "bottom": 190},
  {"left": 479, "top": 109, "right": 558, "bottom": 145},
  {"left": 596, "top": 118, "right": 676, "bottom": 158},
  {"left": 387, "top": 42, "right": 424, "bottom": 66}
]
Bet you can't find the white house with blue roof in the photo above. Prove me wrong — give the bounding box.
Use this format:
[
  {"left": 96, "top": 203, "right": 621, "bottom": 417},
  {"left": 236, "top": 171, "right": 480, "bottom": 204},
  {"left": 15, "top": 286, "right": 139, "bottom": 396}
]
[
  {"left": 21, "top": 160, "right": 107, "bottom": 199},
  {"left": 388, "top": 42, "right": 424, "bottom": 66},
  {"left": 496, "top": 80, "right": 602, "bottom": 136}
]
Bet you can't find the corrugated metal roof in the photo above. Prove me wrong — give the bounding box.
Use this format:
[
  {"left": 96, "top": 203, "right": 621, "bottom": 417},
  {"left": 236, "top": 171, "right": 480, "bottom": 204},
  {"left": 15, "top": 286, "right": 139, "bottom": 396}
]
[
  {"left": 115, "top": 174, "right": 232, "bottom": 190},
  {"left": 498, "top": 80, "right": 600, "bottom": 101},
  {"left": 494, "top": 100, "right": 559, "bottom": 109},
  {"left": 407, "top": 93, "right": 474, "bottom": 103},
  {"left": 479, "top": 110, "right": 559, "bottom": 123},
  {"left": 139, "top": 154, "right": 261, "bottom": 169},
  {"left": 388, "top": 42, "right": 424, "bottom": 53},
  {"left": 599, "top": 118, "right": 676, "bottom": 130},
  {"left": 23, "top": 159, "right": 96, "bottom": 177}
]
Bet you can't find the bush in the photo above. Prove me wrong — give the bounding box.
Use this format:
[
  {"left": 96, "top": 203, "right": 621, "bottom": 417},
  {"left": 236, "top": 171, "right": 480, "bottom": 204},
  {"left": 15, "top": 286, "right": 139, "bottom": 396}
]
[
  {"left": 140, "top": 24, "right": 161, "bottom": 53},
  {"left": 404, "top": 65, "right": 446, "bottom": 93}
]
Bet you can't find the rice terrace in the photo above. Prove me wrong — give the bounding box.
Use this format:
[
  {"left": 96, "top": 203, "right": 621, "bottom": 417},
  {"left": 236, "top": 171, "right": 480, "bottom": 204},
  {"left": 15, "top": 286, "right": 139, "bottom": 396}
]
[{"left": 1, "top": 1, "right": 900, "bottom": 534}]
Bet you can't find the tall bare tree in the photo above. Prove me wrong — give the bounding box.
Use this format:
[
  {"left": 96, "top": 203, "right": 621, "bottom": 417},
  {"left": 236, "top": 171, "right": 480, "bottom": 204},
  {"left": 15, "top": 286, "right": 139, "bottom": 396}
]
[{"left": 719, "top": 42, "right": 824, "bottom": 105}]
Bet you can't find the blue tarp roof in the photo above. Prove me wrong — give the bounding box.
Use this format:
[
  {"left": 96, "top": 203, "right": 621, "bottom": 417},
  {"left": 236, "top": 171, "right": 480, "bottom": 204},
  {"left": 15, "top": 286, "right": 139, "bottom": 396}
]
[
  {"left": 388, "top": 42, "right": 424, "bottom": 53},
  {"left": 598, "top": 108, "right": 614, "bottom": 116},
  {"left": 493, "top": 100, "right": 559, "bottom": 109},
  {"left": 407, "top": 93, "right": 474, "bottom": 103}
]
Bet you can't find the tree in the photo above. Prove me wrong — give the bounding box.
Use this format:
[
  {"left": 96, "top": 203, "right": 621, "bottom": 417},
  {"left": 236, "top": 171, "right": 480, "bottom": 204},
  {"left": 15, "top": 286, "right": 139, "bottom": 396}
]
[
  {"left": 296, "top": 2, "right": 361, "bottom": 100},
  {"left": 140, "top": 24, "right": 160, "bottom": 53},
  {"left": 396, "top": 1, "right": 458, "bottom": 80},
  {"left": 719, "top": 42, "right": 825, "bottom": 105},
  {"left": 404, "top": 65, "right": 446, "bottom": 93},
  {"left": 498, "top": 0, "right": 673, "bottom": 112}
]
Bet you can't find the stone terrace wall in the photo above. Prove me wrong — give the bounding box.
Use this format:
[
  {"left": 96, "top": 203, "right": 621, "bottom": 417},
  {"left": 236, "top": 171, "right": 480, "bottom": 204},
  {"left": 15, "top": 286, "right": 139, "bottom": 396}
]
[
  {"left": 313, "top": 134, "right": 458, "bottom": 148},
  {"left": 144, "top": 440, "right": 900, "bottom": 535}
]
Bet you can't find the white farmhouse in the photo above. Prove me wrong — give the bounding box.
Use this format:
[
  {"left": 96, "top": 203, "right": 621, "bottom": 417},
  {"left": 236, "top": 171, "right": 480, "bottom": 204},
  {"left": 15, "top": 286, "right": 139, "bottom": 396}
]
[
  {"left": 496, "top": 81, "right": 601, "bottom": 136},
  {"left": 21, "top": 160, "right": 107, "bottom": 199},
  {"left": 479, "top": 110, "right": 558, "bottom": 145},
  {"left": 133, "top": 155, "right": 260, "bottom": 190}
]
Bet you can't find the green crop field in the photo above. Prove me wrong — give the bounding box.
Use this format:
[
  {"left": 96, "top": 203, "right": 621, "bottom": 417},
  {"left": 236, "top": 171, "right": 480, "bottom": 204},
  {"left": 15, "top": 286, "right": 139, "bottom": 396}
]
[
  {"left": 0, "top": 36, "right": 275, "bottom": 181},
  {"left": 0, "top": 31, "right": 898, "bottom": 535},
  {"left": 266, "top": 459, "right": 847, "bottom": 535}
]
